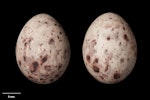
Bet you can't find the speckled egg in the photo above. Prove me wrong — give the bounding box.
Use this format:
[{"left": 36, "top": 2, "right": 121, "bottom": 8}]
[
  {"left": 16, "top": 13, "right": 70, "bottom": 84},
  {"left": 82, "top": 12, "right": 137, "bottom": 84}
]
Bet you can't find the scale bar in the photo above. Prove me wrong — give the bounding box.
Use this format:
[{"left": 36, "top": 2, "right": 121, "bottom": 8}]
[{"left": 2, "top": 92, "right": 21, "bottom": 94}]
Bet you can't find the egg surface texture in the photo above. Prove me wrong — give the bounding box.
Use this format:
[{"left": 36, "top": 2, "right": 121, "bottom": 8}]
[
  {"left": 16, "top": 13, "right": 70, "bottom": 84},
  {"left": 82, "top": 12, "right": 137, "bottom": 84}
]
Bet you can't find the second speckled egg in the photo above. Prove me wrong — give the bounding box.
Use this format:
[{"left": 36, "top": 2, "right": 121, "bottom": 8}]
[{"left": 82, "top": 12, "right": 137, "bottom": 84}]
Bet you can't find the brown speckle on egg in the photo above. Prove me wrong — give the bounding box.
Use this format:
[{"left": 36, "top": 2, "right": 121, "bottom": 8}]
[
  {"left": 55, "top": 74, "right": 59, "bottom": 78},
  {"left": 104, "top": 24, "right": 112, "bottom": 28},
  {"left": 115, "top": 33, "right": 119, "bottom": 40},
  {"left": 23, "top": 38, "right": 26, "bottom": 43},
  {"left": 127, "top": 58, "right": 130, "bottom": 62},
  {"left": 39, "top": 78, "right": 44, "bottom": 80},
  {"left": 114, "top": 72, "right": 121, "bottom": 79},
  {"left": 107, "top": 36, "right": 110, "bottom": 40},
  {"left": 18, "top": 60, "right": 21, "bottom": 66},
  {"left": 115, "top": 24, "right": 120, "bottom": 29},
  {"left": 124, "top": 34, "right": 129, "bottom": 41},
  {"left": 59, "top": 31, "right": 62, "bottom": 35},
  {"left": 54, "top": 23, "right": 57, "bottom": 26},
  {"left": 41, "top": 74, "right": 49, "bottom": 79},
  {"left": 100, "top": 76, "right": 104, "bottom": 80},
  {"left": 93, "top": 65, "right": 99, "bottom": 73},
  {"left": 57, "top": 35, "right": 60, "bottom": 39},
  {"left": 105, "top": 49, "right": 108, "bottom": 53},
  {"left": 41, "top": 55, "right": 48, "bottom": 65},
  {"left": 44, "top": 65, "right": 51, "bottom": 71},
  {"left": 111, "top": 28, "right": 114, "bottom": 31},
  {"left": 23, "top": 56, "right": 26, "bottom": 62},
  {"left": 119, "top": 42, "right": 121, "bottom": 46},
  {"left": 49, "top": 38, "right": 54, "bottom": 44},
  {"left": 93, "top": 58, "right": 99, "bottom": 64},
  {"left": 57, "top": 49, "right": 62, "bottom": 55},
  {"left": 91, "top": 40, "right": 97, "bottom": 47},
  {"left": 63, "top": 49, "right": 68, "bottom": 59},
  {"left": 50, "top": 79, "right": 54, "bottom": 82},
  {"left": 86, "top": 55, "right": 91, "bottom": 63},
  {"left": 51, "top": 29, "right": 55, "bottom": 32},
  {"left": 30, "top": 61, "right": 39, "bottom": 73},
  {"left": 28, "top": 75, "right": 34, "bottom": 79},
  {"left": 105, "top": 65, "right": 109, "bottom": 72},
  {"left": 28, "top": 37, "right": 33, "bottom": 43},
  {"left": 120, "top": 58, "right": 124, "bottom": 63},
  {"left": 131, "top": 44, "right": 136, "bottom": 51},
  {"left": 45, "top": 21, "right": 48, "bottom": 24},
  {"left": 40, "top": 43, "right": 43, "bottom": 46},
  {"left": 24, "top": 42, "right": 27, "bottom": 47},
  {"left": 58, "top": 64, "right": 62, "bottom": 70},
  {"left": 122, "top": 26, "right": 125, "bottom": 31}
]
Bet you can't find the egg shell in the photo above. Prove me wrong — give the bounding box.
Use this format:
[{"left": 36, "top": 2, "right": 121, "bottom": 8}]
[
  {"left": 82, "top": 12, "right": 137, "bottom": 84},
  {"left": 16, "top": 13, "right": 70, "bottom": 84}
]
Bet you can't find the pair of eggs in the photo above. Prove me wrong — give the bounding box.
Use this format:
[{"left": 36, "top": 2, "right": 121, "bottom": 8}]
[{"left": 16, "top": 12, "right": 137, "bottom": 84}]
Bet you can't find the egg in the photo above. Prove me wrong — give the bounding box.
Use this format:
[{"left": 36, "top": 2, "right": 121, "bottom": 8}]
[
  {"left": 16, "top": 13, "right": 70, "bottom": 84},
  {"left": 82, "top": 12, "right": 137, "bottom": 84}
]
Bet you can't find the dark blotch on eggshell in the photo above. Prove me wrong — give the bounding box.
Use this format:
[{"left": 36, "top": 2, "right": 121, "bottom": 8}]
[
  {"left": 93, "top": 58, "right": 98, "bottom": 64},
  {"left": 23, "top": 56, "right": 26, "bottom": 62},
  {"left": 24, "top": 42, "right": 27, "bottom": 47},
  {"left": 18, "top": 60, "right": 21, "bottom": 66},
  {"left": 105, "top": 49, "right": 108, "bottom": 53},
  {"left": 100, "top": 76, "right": 104, "bottom": 80},
  {"left": 93, "top": 65, "right": 99, "bottom": 73},
  {"left": 58, "top": 64, "right": 62, "bottom": 70},
  {"left": 120, "top": 58, "right": 124, "bottom": 63},
  {"left": 127, "top": 58, "right": 129, "bottom": 62},
  {"left": 91, "top": 40, "right": 97, "bottom": 46},
  {"left": 59, "top": 31, "right": 62, "bottom": 35},
  {"left": 45, "top": 21, "right": 48, "bottom": 24},
  {"left": 41, "top": 55, "right": 48, "bottom": 64},
  {"left": 28, "top": 75, "right": 34, "bottom": 79},
  {"left": 105, "top": 65, "right": 109, "bottom": 72},
  {"left": 28, "top": 37, "right": 33, "bottom": 43},
  {"left": 50, "top": 79, "right": 54, "bottom": 82},
  {"left": 124, "top": 34, "right": 129, "bottom": 41},
  {"left": 49, "top": 38, "right": 54, "bottom": 44},
  {"left": 55, "top": 74, "right": 59, "bottom": 78},
  {"left": 32, "top": 61, "right": 38, "bottom": 67},
  {"left": 131, "top": 44, "right": 136, "bottom": 51},
  {"left": 57, "top": 35, "right": 60, "bottom": 39},
  {"left": 114, "top": 72, "right": 121, "bottom": 79},
  {"left": 54, "top": 23, "right": 57, "bottom": 26},
  {"left": 44, "top": 65, "right": 51, "bottom": 71},
  {"left": 107, "top": 36, "right": 110, "bottom": 40},
  {"left": 119, "top": 42, "right": 121, "bottom": 46},
  {"left": 86, "top": 55, "right": 91, "bottom": 63},
  {"left": 122, "top": 26, "right": 125, "bottom": 31},
  {"left": 31, "top": 61, "right": 39, "bottom": 73}
]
